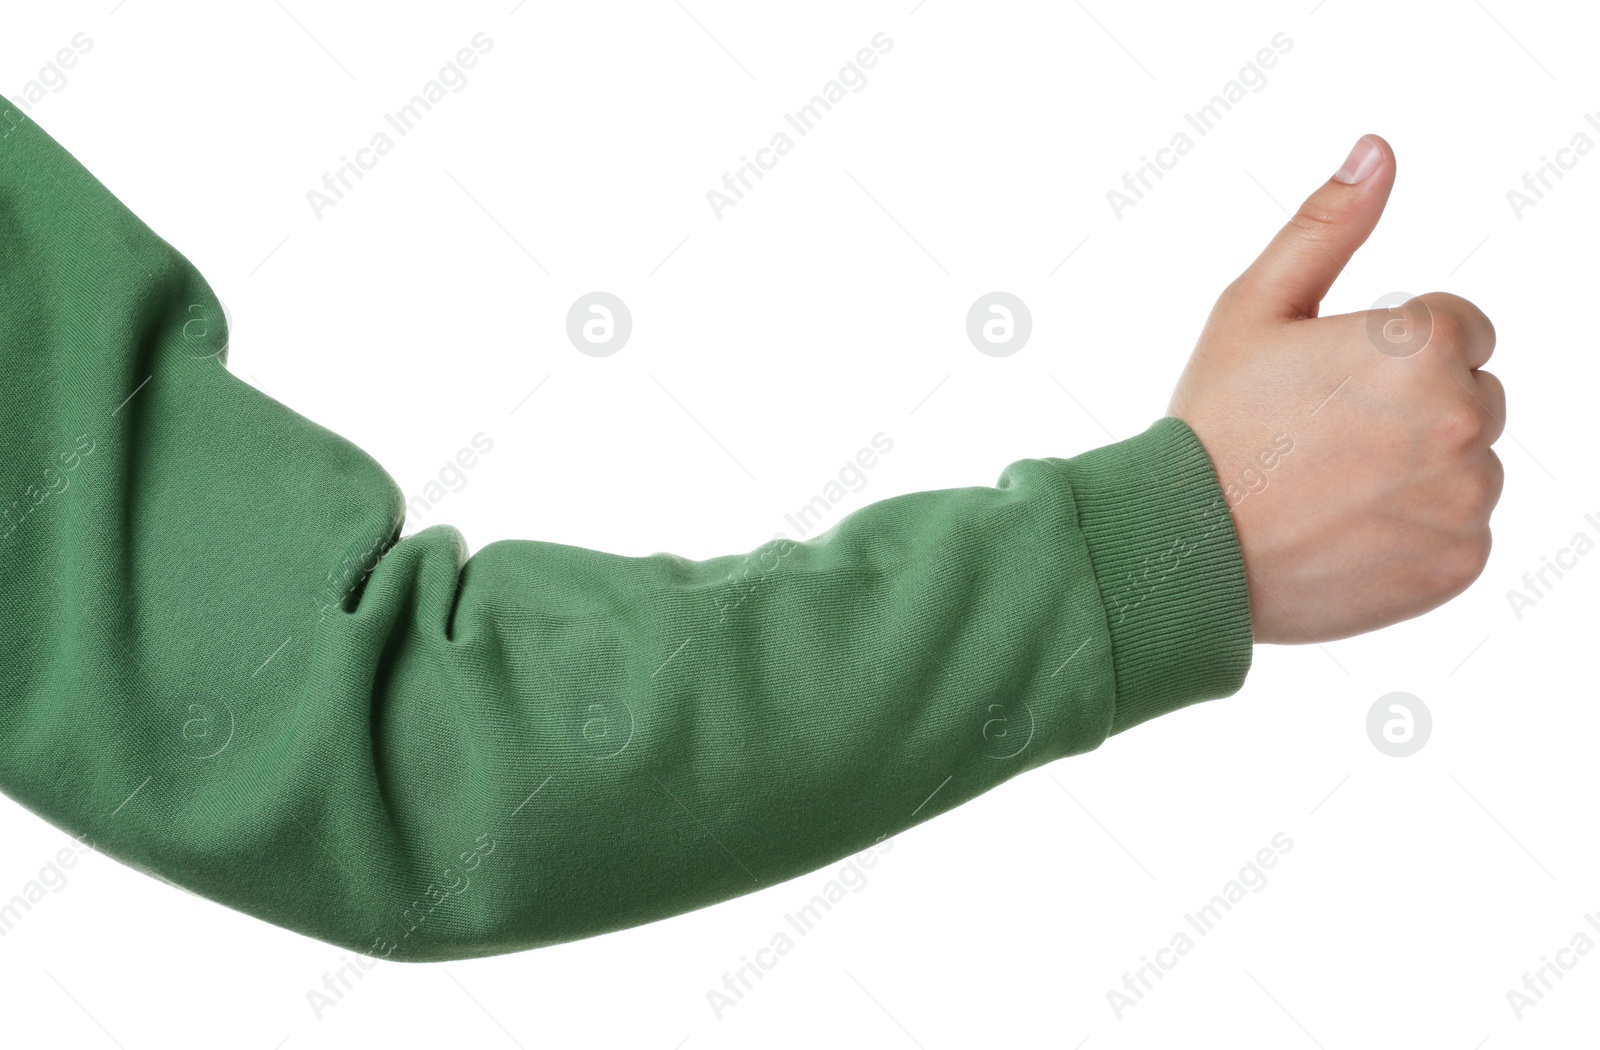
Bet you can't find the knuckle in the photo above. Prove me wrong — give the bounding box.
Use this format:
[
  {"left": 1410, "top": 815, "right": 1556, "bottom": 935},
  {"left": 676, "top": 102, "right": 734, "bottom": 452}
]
[
  {"left": 1292, "top": 201, "right": 1341, "bottom": 239},
  {"left": 1467, "top": 300, "right": 1496, "bottom": 350},
  {"left": 1413, "top": 291, "right": 1495, "bottom": 357},
  {"left": 1460, "top": 533, "right": 1494, "bottom": 583},
  {"left": 1431, "top": 290, "right": 1490, "bottom": 326},
  {"left": 1457, "top": 467, "right": 1499, "bottom": 518},
  {"left": 1422, "top": 304, "right": 1461, "bottom": 352},
  {"left": 1433, "top": 403, "right": 1485, "bottom": 448},
  {"left": 1215, "top": 275, "right": 1250, "bottom": 314},
  {"left": 1437, "top": 533, "right": 1493, "bottom": 592},
  {"left": 1413, "top": 290, "right": 1466, "bottom": 315}
]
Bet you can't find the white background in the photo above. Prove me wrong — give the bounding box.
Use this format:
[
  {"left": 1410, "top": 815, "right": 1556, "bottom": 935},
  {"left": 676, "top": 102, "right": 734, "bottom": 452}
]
[{"left": 2, "top": 0, "right": 1597, "bottom": 1046}]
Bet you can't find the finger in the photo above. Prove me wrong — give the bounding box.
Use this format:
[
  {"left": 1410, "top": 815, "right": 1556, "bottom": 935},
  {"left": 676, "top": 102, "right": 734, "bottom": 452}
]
[
  {"left": 1414, "top": 292, "right": 1497, "bottom": 370},
  {"left": 1469, "top": 368, "right": 1506, "bottom": 445},
  {"left": 1484, "top": 448, "right": 1505, "bottom": 518},
  {"left": 1227, "top": 134, "right": 1397, "bottom": 322}
]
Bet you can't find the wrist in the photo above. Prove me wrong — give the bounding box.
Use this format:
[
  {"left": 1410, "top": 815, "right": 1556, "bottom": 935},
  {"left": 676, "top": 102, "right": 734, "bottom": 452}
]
[{"left": 1058, "top": 417, "right": 1255, "bottom": 733}]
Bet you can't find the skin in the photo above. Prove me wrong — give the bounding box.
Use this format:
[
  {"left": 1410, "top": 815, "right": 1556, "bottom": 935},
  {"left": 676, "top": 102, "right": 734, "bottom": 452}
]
[{"left": 1169, "top": 135, "right": 1506, "bottom": 644}]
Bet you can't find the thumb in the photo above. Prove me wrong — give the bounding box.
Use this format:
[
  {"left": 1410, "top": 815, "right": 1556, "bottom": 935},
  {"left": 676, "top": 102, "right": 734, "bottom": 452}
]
[{"left": 1229, "top": 134, "right": 1396, "bottom": 321}]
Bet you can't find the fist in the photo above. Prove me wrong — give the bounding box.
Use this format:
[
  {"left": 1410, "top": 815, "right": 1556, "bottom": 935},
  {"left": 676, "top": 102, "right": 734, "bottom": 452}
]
[{"left": 1168, "top": 134, "right": 1505, "bottom": 644}]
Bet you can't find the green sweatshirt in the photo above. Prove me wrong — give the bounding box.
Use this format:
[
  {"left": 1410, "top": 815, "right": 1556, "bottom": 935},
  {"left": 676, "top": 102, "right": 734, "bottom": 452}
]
[{"left": 0, "top": 108, "right": 1253, "bottom": 961}]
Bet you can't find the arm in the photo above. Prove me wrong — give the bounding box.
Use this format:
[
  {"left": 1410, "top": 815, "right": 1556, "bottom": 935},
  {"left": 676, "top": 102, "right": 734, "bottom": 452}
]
[{"left": 0, "top": 110, "right": 1251, "bottom": 960}]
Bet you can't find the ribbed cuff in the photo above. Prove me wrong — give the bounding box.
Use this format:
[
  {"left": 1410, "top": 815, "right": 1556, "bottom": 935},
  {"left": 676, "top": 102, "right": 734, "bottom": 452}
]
[{"left": 1059, "top": 417, "right": 1253, "bottom": 734}]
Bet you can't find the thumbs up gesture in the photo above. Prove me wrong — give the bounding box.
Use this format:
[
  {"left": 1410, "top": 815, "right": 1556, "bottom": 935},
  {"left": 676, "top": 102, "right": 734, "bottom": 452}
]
[{"left": 1169, "top": 135, "right": 1505, "bottom": 644}]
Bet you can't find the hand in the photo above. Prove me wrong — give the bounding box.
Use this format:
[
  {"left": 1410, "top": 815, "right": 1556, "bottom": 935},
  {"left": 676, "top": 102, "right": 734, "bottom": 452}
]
[{"left": 1168, "top": 134, "right": 1505, "bottom": 644}]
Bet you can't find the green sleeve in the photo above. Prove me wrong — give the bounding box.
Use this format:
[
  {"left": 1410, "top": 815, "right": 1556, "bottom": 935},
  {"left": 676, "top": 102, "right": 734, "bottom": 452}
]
[{"left": 0, "top": 108, "right": 1252, "bottom": 961}]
